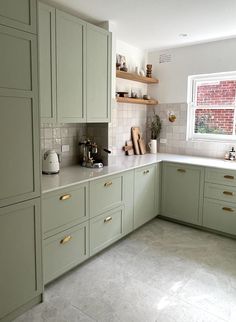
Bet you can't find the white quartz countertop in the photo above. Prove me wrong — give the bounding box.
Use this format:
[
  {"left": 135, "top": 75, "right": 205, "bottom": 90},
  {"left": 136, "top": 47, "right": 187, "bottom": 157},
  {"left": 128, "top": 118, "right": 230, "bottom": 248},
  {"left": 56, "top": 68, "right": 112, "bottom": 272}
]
[{"left": 41, "top": 153, "right": 236, "bottom": 194}]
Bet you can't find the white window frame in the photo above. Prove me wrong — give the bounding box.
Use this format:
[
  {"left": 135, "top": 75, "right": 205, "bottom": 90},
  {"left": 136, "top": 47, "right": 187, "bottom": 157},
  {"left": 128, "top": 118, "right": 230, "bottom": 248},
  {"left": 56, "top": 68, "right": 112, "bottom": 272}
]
[{"left": 187, "top": 71, "right": 236, "bottom": 142}]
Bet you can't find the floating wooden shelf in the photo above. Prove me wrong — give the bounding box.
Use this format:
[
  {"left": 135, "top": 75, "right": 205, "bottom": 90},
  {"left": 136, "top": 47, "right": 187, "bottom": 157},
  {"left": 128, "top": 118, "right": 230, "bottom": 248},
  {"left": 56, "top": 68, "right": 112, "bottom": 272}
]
[
  {"left": 116, "top": 70, "right": 159, "bottom": 84},
  {"left": 116, "top": 97, "right": 158, "bottom": 105}
]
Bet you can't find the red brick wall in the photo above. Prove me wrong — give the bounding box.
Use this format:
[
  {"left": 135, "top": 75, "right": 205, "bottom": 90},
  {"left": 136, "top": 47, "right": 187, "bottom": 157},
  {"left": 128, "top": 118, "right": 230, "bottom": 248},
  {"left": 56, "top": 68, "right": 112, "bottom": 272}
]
[
  {"left": 197, "top": 80, "right": 236, "bottom": 106},
  {"left": 195, "top": 80, "right": 236, "bottom": 135},
  {"left": 195, "top": 109, "right": 234, "bottom": 134}
]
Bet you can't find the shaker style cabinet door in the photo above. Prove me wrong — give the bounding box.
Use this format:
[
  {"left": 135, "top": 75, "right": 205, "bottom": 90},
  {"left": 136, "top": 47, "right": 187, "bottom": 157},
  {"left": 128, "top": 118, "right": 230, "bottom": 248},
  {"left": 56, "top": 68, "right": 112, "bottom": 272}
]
[
  {"left": 161, "top": 162, "right": 204, "bottom": 225},
  {"left": 0, "top": 25, "right": 40, "bottom": 207},
  {"left": 0, "top": 0, "right": 37, "bottom": 33},
  {"left": 134, "top": 165, "right": 157, "bottom": 229},
  {"left": 86, "top": 24, "right": 111, "bottom": 122},
  {"left": 0, "top": 199, "right": 42, "bottom": 321},
  {"left": 38, "top": 2, "right": 56, "bottom": 122},
  {"left": 56, "top": 10, "right": 86, "bottom": 123}
]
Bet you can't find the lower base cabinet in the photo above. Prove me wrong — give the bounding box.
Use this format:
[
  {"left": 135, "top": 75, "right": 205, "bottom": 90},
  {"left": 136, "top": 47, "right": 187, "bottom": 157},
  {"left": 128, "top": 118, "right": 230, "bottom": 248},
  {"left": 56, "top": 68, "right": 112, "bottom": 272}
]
[
  {"left": 0, "top": 199, "right": 42, "bottom": 321},
  {"left": 90, "top": 207, "right": 124, "bottom": 256},
  {"left": 203, "top": 198, "right": 236, "bottom": 236},
  {"left": 44, "top": 222, "right": 89, "bottom": 284},
  {"left": 134, "top": 164, "right": 157, "bottom": 229},
  {"left": 161, "top": 162, "right": 204, "bottom": 225}
]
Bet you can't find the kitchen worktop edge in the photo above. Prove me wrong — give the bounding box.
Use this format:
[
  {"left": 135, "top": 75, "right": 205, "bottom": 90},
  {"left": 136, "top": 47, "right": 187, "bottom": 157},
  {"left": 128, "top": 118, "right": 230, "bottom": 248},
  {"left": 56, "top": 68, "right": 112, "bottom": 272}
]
[{"left": 41, "top": 153, "right": 236, "bottom": 194}]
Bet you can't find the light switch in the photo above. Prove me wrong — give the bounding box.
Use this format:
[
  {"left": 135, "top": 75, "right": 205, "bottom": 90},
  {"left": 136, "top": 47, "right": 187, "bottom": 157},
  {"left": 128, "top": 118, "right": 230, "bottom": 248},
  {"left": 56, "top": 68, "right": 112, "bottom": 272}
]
[
  {"left": 61, "top": 145, "right": 70, "bottom": 152},
  {"left": 160, "top": 138, "right": 167, "bottom": 144}
]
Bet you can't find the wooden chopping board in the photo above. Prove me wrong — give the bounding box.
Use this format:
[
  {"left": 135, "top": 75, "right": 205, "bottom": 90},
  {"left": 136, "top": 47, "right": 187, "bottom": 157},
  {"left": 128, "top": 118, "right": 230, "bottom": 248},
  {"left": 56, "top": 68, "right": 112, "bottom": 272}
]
[
  {"left": 131, "top": 127, "right": 146, "bottom": 155},
  {"left": 138, "top": 137, "right": 146, "bottom": 154},
  {"left": 131, "top": 127, "right": 140, "bottom": 155}
]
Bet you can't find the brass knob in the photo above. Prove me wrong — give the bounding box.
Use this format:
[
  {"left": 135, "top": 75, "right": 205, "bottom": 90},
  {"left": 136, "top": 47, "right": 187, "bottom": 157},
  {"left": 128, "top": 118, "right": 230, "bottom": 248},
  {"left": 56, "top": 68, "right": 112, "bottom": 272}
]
[
  {"left": 177, "top": 169, "right": 186, "bottom": 173},
  {"left": 60, "top": 194, "right": 71, "bottom": 201},
  {"left": 222, "top": 207, "right": 234, "bottom": 212},
  {"left": 224, "top": 175, "right": 234, "bottom": 180},
  {"left": 104, "top": 216, "right": 112, "bottom": 223},
  {"left": 104, "top": 181, "right": 112, "bottom": 187},
  {"left": 60, "top": 235, "right": 72, "bottom": 244},
  {"left": 223, "top": 191, "right": 234, "bottom": 196}
]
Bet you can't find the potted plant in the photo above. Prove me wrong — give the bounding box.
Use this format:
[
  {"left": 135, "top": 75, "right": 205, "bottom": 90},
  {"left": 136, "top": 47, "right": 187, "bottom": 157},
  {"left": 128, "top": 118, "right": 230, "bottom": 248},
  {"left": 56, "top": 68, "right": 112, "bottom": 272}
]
[{"left": 149, "top": 112, "right": 162, "bottom": 153}]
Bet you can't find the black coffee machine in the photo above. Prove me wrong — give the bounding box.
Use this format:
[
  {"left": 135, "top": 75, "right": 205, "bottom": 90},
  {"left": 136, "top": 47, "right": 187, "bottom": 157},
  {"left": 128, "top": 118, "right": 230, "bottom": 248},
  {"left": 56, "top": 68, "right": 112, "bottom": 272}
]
[{"left": 79, "top": 139, "right": 110, "bottom": 168}]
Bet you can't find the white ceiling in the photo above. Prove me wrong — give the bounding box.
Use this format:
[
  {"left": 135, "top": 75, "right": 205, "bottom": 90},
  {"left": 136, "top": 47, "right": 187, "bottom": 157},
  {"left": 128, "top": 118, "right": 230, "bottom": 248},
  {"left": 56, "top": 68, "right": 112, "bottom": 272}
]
[{"left": 51, "top": 0, "right": 236, "bottom": 50}]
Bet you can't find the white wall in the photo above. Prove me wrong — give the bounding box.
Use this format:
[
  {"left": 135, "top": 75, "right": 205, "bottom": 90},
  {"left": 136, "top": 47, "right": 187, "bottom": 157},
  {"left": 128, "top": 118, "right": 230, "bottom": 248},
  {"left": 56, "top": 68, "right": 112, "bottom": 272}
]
[{"left": 148, "top": 38, "right": 236, "bottom": 104}]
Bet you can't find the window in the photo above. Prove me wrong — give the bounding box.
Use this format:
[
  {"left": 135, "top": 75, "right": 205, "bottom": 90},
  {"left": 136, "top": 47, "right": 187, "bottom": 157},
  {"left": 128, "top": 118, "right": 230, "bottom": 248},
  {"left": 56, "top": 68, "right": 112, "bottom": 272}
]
[{"left": 187, "top": 71, "right": 236, "bottom": 141}]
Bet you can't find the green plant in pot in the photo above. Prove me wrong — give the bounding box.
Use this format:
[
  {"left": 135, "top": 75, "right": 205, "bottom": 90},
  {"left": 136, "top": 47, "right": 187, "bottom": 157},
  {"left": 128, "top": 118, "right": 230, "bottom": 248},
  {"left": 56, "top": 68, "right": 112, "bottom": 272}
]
[{"left": 149, "top": 112, "right": 162, "bottom": 153}]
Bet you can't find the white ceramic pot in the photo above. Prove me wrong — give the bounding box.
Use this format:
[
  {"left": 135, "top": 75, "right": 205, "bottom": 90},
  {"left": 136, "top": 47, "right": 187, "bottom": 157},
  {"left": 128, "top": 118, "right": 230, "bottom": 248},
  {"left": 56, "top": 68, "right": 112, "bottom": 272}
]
[{"left": 148, "top": 139, "right": 157, "bottom": 154}]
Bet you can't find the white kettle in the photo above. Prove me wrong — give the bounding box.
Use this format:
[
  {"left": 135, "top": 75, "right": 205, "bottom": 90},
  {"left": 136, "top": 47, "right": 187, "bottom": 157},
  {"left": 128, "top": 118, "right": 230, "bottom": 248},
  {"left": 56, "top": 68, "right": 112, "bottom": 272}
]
[{"left": 42, "top": 150, "right": 60, "bottom": 174}]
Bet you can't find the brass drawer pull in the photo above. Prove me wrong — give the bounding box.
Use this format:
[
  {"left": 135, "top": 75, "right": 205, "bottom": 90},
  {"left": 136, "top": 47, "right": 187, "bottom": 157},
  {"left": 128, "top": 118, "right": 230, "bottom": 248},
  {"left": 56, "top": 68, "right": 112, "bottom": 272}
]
[
  {"left": 177, "top": 169, "right": 186, "bottom": 173},
  {"left": 143, "top": 170, "right": 150, "bottom": 174},
  {"left": 60, "top": 194, "right": 71, "bottom": 201},
  {"left": 224, "top": 175, "right": 234, "bottom": 180},
  {"left": 222, "top": 207, "right": 234, "bottom": 212},
  {"left": 104, "top": 216, "right": 112, "bottom": 223},
  {"left": 104, "top": 181, "right": 112, "bottom": 187},
  {"left": 60, "top": 235, "right": 72, "bottom": 244},
  {"left": 223, "top": 191, "right": 234, "bottom": 196}
]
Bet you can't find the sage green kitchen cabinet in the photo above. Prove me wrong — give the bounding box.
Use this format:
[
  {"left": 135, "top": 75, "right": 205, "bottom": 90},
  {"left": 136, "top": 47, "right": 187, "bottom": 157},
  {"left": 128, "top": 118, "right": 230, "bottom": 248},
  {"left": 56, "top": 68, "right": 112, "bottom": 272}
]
[
  {"left": 203, "top": 198, "right": 236, "bottom": 236},
  {"left": 38, "top": 3, "right": 57, "bottom": 122},
  {"left": 42, "top": 183, "right": 88, "bottom": 239},
  {"left": 203, "top": 167, "right": 236, "bottom": 236},
  {"left": 44, "top": 221, "right": 89, "bottom": 284},
  {"left": 86, "top": 24, "right": 111, "bottom": 122},
  {"left": 134, "top": 164, "right": 157, "bottom": 229},
  {"left": 38, "top": 3, "right": 112, "bottom": 123},
  {"left": 0, "top": 199, "right": 42, "bottom": 321},
  {"left": 123, "top": 170, "right": 134, "bottom": 235},
  {"left": 161, "top": 162, "right": 204, "bottom": 225},
  {"left": 0, "top": 25, "right": 40, "bottom": 208},
  {"left": 56, "top": 10, "right": 86, "bottom": 123},
  {"left": 90, "top": 174, "right": 123, "bottom": 218},
  {"left": 90, "top": 206, "right": 124, "bottom": 255},
  {"left": 0, "top": 0, "right": 36, "bottom": 34}
]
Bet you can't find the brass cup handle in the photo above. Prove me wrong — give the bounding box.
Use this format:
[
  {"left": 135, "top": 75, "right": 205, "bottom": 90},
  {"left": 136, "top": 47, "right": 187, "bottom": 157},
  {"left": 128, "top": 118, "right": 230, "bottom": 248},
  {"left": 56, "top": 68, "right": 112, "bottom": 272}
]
[
  {"left": 224, "top": 175, "right": 234, "bottom": 180},
  {"left": 177, "top": 169, "right": 186, "bottom": 173},
  {"left": 222, "top": 207, "right": 234, "bottom": 212},
  {"left": 60, "top": 235, "right": 72, "bottom": 244},
  {"left": 223, "top": 191, "right": 234, "bottom": 196},
  {"left": 104, "top": 181, "right": 112, "bottom": 187},
  {"left": 104, "top": 216, "right": 112, "bottom": 223},
  {"left": 60, "top": 194, "right": 71, "bottom": 201},
  {"left": 143, "top": 170, "right": 150, "bottom": 174}
]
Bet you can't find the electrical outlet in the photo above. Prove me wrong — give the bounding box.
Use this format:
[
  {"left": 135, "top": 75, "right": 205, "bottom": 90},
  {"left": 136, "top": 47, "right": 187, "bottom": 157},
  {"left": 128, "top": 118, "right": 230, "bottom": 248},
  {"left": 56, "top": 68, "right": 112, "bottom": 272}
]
[
  {"left": 160, "top": 138, "right": 167, "bottom": 144},
  {"left": 61, "top": 144, "right": 70, "bottom": 152}
]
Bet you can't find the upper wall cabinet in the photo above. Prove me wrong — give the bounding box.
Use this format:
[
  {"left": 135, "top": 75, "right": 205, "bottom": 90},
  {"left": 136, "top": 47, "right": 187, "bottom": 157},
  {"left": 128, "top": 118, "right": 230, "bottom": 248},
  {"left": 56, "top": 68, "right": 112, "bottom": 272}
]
[
  {"left": 38, "top": 3, "right": 56, "bottom": 122},
  {"left": 86, "top": 25, "right": 111, "bottom": 123},
  {"left": 38, "top": 3, "right": 111, "bottom": 123},
  {"left": 0, "top": 0, "right": 37, "bottom": 34},
  {"left": 0, "top": 25, "right": 40, "bottom": 207},
  {"left": 56, "top": 10, "right": 86, "bottom": 123}
]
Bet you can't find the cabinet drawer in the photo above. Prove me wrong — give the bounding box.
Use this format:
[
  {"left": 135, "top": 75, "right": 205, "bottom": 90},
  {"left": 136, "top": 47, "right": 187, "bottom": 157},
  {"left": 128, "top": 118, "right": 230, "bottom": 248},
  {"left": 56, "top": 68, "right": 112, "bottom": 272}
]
[
  {"left": 205, "top": 182, "right": 236, "bottom": 204},
  {"left": 90, "top": 175, "right": 123, "bottom": 218},
  {"left": 203, "top": 198, "right": 236, "bottom": 236},
  {"left": 42, "top": 184, "right": 88, "bottom": 238},
  {"left": 44, "top": 222, "right": 89, "bottom": 284},
  {"left": 205, "top": 168, "right": 236, "bottom": 186},
  {"left": 90, "top": 207, "right": 124, "bottom": 255}
]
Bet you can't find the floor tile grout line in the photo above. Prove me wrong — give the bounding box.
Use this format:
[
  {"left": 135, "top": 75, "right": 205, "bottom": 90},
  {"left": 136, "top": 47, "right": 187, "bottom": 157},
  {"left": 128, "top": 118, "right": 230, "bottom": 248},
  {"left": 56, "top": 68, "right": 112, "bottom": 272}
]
[{"left": 71, "top": 303, "right": 97, "bottom": 321}]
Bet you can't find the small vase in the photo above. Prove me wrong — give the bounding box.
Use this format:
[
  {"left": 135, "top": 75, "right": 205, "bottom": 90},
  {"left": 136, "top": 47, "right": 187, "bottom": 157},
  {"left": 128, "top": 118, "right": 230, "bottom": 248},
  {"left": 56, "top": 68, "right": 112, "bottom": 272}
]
[{"left": 148, "top": 139, "right": 157, "bottom": 154}]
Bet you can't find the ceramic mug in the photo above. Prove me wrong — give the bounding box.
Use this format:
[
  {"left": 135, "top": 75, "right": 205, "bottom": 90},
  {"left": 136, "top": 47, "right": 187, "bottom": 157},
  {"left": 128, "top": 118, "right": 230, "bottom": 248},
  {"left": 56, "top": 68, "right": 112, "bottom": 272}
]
[{"left": 148, "top": 139, "right": 157, "bottom": 154}]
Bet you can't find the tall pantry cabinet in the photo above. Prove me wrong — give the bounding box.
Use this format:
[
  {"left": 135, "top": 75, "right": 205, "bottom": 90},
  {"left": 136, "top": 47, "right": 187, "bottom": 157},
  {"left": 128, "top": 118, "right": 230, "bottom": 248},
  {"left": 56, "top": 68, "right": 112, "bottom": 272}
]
[{"left": 0, "top": 1, "right": 43, "bottom": 321}]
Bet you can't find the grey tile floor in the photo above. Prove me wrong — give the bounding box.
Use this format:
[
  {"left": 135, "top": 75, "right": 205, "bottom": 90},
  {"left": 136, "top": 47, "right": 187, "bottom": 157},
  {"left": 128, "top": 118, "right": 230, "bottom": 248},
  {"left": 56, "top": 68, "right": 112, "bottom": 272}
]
[{"left": 15, "top": 218, "right": 236, "bottom": 322}]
